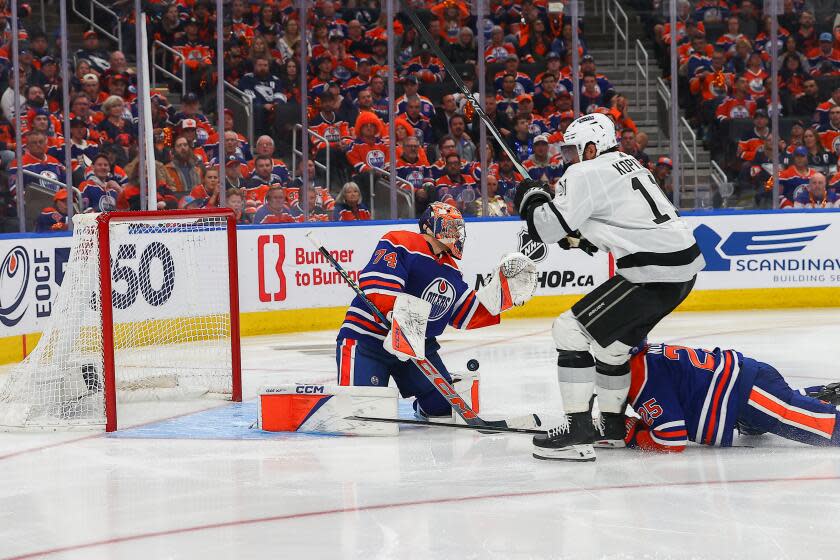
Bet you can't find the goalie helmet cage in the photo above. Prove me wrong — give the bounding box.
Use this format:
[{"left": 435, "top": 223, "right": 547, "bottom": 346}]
[{"left": 0, "top": 209, "right": 242, "bottom": 432}]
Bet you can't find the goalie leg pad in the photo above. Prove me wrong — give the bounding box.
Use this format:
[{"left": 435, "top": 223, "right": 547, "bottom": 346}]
[
  {"left": 384, "top": 293, "right": 432, "bottom": 361},
  {"left": 451, "top": 370, "right": 480, "bottom": 424},
  {"left": 258, "top": 384, "right": 399, "bottom": 436}
]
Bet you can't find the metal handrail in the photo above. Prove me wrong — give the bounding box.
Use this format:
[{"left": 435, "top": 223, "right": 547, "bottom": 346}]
[
  {"left": 22, "top": 170, "right": 84, "bottom": 213},
  {"left": 710, "top": 159, "right": 731, "bottom": 208},
  {"left": 655, "top": 77, "right": 670, "bottom": 146},
  {"left": 151, "top": 40, "right": 187, "bottom": 97},
  {"left": 606, "top": 0, "right": 629, "bottom": 69},
  {"left": 71, "top": 0, "right": 122, "bottom": 52},
  {"left": 370, "top": 164, "right": 415, "bottom": 218},
  {"left": 22, "top": 169, "right": 67, "bottom": 190},
  {"left": 292, "top": 124, "right": 331, "bottom": 192},
  {"left": 679, "top": 116, "right": 699, "bottom": 207},
  {"left": 634, "top": 40, "right": 650, "bottom": 116},
  {"left": 225, "top": 81, "right": 255, "bottom": 147}
]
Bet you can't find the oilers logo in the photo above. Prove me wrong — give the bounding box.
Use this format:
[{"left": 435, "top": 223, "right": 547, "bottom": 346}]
[
  {"left": 0, "top": 246, "right": 29, "bottom": 327},
  {"left": 421, "top": 278, "right": 456, "bottom": 321},
  {"left": 366, "top": 150, "right": 386, "bottom": 169},
  {"left": 406, "top": 169, "right": 426, "bottom": 188}
]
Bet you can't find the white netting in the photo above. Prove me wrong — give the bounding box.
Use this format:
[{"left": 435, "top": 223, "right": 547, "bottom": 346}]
[{"left": 0, "top": 211, "right": 235, "bottom": 430}]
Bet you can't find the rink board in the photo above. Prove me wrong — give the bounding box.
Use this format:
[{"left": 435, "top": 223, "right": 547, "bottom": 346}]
[{"left": 2, "top": 209, "right": 840, "bottom": 364}]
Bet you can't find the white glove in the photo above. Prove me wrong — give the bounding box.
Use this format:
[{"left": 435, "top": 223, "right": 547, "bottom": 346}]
[
  {"left": 383, "top": 293, "right": 432, "bottom": 361},
  {"left": 475, "top": 252, "right": 538, "bottom": 315}
]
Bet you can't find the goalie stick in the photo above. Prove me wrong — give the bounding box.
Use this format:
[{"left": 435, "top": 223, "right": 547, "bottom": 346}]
[
  {"left": 399, "top": 2, "right": 533, "bottom": 181},
  {"left": 348, "top": 414, "right": 546, "bottom": 435},
  {"left": 306, "top": 231, "right": 513, "bottom": 431}
]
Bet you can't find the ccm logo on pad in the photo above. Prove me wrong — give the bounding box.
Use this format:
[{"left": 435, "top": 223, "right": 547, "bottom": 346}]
[{"left": 296, "top": 385, "right": 326, "bottom": 394}]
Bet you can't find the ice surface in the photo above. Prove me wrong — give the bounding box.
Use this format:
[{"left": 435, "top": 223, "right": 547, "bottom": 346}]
[{"left": 1, "top": 309, "right": 840, "bottom": 559}]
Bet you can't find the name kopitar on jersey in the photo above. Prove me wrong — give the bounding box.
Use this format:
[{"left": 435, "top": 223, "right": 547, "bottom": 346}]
[
  {"left": 474, "top": 269, "right": 594, "bottom": 290},
  {"left": 611, "top": 156, "right": 644, "bottom": 176},
  {"left": 421, "top": 278, "right": 456, "bottom": 320}
]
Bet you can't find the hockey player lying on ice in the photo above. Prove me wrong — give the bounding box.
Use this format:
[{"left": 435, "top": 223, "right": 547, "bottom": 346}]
[
  {"left": 336, "top": 202, "right": 538, "bottom": 419},
  {"left": 615, "top": 342, "right": 840, "bottom": 453}
]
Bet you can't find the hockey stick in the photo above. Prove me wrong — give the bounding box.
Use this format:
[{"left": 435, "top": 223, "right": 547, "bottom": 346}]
[
  {"left": 305, "top": 231, "right": 509, "bottom": 430},
  {"left": 348, "top": 415, "right": 546, "bottom": 435},
  {"left": 399, "top": 3, "right": 533, "bottom": 181}
]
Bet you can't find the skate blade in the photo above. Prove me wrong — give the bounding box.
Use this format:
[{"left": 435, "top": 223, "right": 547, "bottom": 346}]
[
  {"left": 532, "top": 444, "right": 596, "bottom": 462},
  {"left": 594, "top": 439, "right": 626, "bottom": 449}
]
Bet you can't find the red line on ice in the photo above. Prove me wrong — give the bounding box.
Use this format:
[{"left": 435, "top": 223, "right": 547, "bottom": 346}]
[{"left": 5, "top": 474, "right": 839, "bottom": 560}]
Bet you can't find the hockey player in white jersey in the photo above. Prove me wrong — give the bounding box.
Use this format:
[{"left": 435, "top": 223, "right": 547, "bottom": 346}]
[{"left": 513, "top": 113, "right": 705, "bottom": 461}]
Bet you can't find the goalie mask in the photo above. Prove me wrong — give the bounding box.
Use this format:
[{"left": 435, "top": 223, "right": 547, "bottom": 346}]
[
  {"left": 419, "top": 202, "right": 466, "bottom": 259},
  {"left": 560, "top": 113, "right": 617, "bottom": 165}
]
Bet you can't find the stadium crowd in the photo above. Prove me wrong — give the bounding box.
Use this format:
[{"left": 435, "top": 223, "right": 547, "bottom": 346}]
[{"left": 0, "top": 0, "right": 839, "bottom": 233}]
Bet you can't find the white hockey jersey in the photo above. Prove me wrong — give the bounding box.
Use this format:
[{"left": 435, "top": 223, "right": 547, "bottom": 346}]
[{"left": 530, "top": 151, "right": 704, "bottom": 283}]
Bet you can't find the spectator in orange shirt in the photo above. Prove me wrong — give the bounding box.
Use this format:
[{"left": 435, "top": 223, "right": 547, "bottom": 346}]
[
  {"left": 253, "top": 185, "right": 295, "bottom": 224},
  {"left": 165, "top": 135, "right": 204, "bottom": 194},
  {"left": 333, "top": 181, "right": 371, "bottom": 221},
  {"left": 190, "top": 165, "right": 222, "bottom": 207}
]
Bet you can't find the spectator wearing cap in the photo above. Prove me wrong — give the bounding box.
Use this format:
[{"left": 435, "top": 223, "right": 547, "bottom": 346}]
[
  {"left": 493, "top": 54, "right": 534, "bottom": 95},
  {"left": 173, "top": 119, "right": 209, "bottom": 165},
  {"left": 26, "top": 109, "right": 63, "bottom": 152},
  {"left": 652, "top": 157, "right": 674, "bottom": 200},
  {"left": 512, "top": 95, "right": 546, "bottom": 139},
  {"left": 402, "top": 43, "right": 445, "bottom": 84},
  {"left": 786, "top": 172, "right": 839, "bottom": 209},
  {"left": 80, "top": 73, "right": 108, "bottom": 108},
  {"left": 106, "top": 73, "right": 136, "bottom": 104},
  {"left": 252, "top": 185, "right": 295, "bottom": 224},
  {"left": 75, "top": 30, "right": 110, "bottom": 74},
  {"left": 8, "top": 130, "right": 66, "bottom": 198},
  {"left": 35, "top": 189, "right": 73, "bottom": 233},
  {"left": 97, "top": 95, "right": 135, "bottom": 146},
  {"left": 238, "top": 57, "right": 286, "bottom": 137},
  {"left": 35, "top": 56, "right": 63, "bottom": 113},
  {"left": 395, "top": 75, "right": 435, "bottom": 120},
  {"left": 524, "top": 134, "right": 563, "bottom": 188},
  {"left": 165, "top": 135, "right": 204, "bottom": 194},
  {"left": 79, "top": 153, "right": 122, "bottom": 212},
  {"left": 485, "top": 26, "right": 516, "bottom": 63},
  {"left": 806, "top": 32, "right": 840, "bottom": 70},
  {"left": 223, "top": 155, "right": 248, "bottom": 191},
  {"left": 737, "top": 109, "right": 771, "bottom": 161},
  {"left": 779, "top": 146, "right": 817, "bottom": 202},
  {"left": 173, "top": 92, "right": 209, "bottom": 126},
  {"left": 343, "top": 58, "right": 373, "bottom": 102}
]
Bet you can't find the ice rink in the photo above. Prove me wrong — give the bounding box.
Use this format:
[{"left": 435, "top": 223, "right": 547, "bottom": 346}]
[{"left": 2, "top": 309, "right": 840, "bottom": 559}]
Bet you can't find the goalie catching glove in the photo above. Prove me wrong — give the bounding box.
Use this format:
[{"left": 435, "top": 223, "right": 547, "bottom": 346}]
[
  {"left": 476, "top": 252, "right": 538, "bottom": 315},
  {"left": 383, "top": 293, "right": 432, "bottom": 361}
]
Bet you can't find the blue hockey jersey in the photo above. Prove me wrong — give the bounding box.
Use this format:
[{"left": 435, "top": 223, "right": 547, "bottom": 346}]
[
  {"left": 337, "top": 230, "right": 499, "bottom": 346},
  {"left": 625, "top": 344, "right": 758, "bottom": 451}
]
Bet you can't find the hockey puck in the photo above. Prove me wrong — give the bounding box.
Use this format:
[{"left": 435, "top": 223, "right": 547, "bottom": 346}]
[{"left": 466, "top": 359, "right": 479, "bottom": 371}]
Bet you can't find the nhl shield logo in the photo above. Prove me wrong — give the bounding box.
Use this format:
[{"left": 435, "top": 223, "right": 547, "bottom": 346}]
[{"left": 517, "top": 229, "right": 547, "bottom": 263}]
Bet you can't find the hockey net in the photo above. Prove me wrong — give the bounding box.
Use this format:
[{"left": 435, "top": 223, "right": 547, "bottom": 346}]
[{"left": 0, "top": 209, "right": 241, "bottom": 431}]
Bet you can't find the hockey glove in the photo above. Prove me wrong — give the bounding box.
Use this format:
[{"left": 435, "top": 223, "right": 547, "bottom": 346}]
[
  {"left": 475, "top": 252, "right": 538, "bottom": 315},
  {"left": 558, "top": 230, "right": 599, "bottom": 256},
  {"left": 513, "top": 179, "right": 552, "bottom": 220}
]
